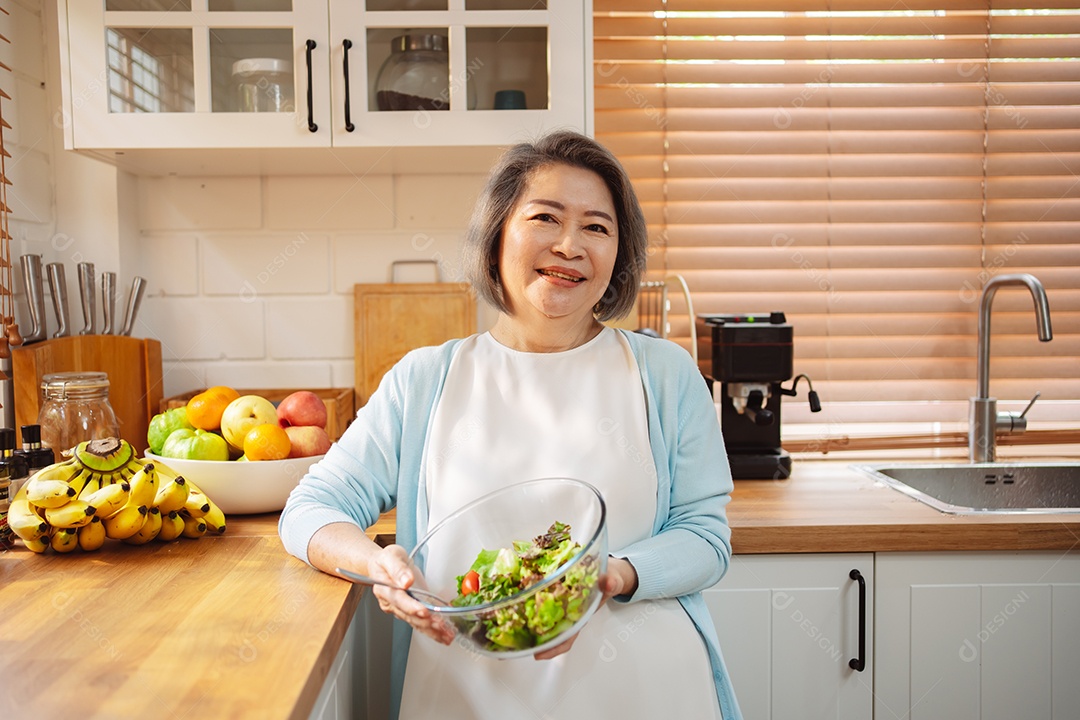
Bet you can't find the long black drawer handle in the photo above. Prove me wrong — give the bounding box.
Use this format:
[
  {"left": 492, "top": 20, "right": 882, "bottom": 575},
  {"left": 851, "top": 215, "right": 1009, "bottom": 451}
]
[
  {"left": 849, "top": 568, "right": 866, "bottom": 672},
  {"left": 305, "top": 39, "right": 318, "bottom": 133},
  {"left": 342, "top": 39, "right": 355, "bottom": 132}
]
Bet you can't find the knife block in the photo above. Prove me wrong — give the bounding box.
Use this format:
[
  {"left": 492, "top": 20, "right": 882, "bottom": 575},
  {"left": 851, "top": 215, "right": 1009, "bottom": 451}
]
[{"left": 11, "top": 336, "right": 163, "bottom": 456}]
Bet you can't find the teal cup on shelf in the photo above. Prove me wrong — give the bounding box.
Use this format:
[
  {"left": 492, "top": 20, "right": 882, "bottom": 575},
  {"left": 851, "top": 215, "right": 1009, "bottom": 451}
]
[{"left": 493, "top": 89, "right": 526, "bottom": 109}]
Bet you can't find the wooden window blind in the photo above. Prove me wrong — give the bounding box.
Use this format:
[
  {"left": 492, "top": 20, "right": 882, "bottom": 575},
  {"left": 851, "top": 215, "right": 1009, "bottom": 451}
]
[{"left": 594, "top": 1, "right": 1079, "bottom": 413}]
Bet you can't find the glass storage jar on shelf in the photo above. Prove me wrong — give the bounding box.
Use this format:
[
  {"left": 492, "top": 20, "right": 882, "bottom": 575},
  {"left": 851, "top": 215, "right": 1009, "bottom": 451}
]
[
  {"left": 375, "top": 33, "right": 453, "bottom": 111},
  {"left": 232, "top": 57, "right": 294, "bottom": 113},
  {"left": 37, "top": 372, "right": 121, "bottom": 456}
]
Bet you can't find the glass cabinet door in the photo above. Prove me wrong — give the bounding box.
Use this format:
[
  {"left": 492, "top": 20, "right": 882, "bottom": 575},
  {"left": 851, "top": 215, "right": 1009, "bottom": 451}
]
[
  {"left": 67, "top": 1, "right": 329, "bottom": 149},
  {"left": 328, "top": 0, "right": 586, "bottom": 147}
]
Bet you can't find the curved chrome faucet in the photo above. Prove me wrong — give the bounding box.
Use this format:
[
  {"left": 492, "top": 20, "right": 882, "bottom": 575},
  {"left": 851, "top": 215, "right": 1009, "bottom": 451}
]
[{"left": 970, "top": 273, "right": 1053, "bottom": 462}]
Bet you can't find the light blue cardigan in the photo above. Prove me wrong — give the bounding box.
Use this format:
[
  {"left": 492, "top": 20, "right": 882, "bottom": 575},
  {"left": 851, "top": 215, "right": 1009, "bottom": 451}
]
[{"left": 279, "top": 329, "right": 742, "bottom": 720}]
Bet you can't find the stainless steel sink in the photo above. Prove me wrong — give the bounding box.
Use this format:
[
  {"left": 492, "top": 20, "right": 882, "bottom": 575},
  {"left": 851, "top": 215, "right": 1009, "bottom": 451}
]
[{"left": 854, "top": 462, "right": 1080, "bottom": 515}]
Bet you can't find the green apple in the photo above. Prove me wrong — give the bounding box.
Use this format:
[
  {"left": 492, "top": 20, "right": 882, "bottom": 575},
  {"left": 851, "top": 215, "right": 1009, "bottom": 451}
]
[
  {"left": 161, "top": 428, "right": 230, "bottom": 461},
  {"left": 220, "top": 395, "right": 279, "bottom": 452},
  {"left": 147, "top": 407, "right": 195, "bottom": 455}
]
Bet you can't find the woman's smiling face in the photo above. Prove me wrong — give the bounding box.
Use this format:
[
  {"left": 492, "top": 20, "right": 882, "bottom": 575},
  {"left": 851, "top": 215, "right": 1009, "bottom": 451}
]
[{"left": 497, "top": 163, "right": 619, "bottom": 328}]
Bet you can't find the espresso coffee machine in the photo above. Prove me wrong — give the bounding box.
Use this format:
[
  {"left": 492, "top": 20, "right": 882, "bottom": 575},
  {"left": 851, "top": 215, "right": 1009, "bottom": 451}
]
[{"left": 697, "top": 312, "right": 820, "bottom": 479}]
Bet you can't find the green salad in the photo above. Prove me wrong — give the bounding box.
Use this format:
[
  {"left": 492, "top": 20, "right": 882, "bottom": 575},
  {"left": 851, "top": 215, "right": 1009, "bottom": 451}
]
[{"left": 449, "top": 521, "right": 599, "bottom": 652}]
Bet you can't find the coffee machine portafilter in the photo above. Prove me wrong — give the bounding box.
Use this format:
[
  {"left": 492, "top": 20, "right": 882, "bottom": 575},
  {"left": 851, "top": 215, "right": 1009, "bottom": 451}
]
[{"left": 697, "top": 312, "right": 820, "bottom": 479}]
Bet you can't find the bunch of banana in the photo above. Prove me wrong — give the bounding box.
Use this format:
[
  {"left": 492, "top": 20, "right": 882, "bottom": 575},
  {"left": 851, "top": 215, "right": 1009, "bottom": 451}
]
[{"left": 9, "top": 436, "right": 226, "bottom": 554}]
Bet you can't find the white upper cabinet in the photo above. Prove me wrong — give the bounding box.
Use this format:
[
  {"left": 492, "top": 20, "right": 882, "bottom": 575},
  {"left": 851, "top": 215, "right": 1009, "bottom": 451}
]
[{"left": 57, "top": 0, "right": 591, "bottom": 152}]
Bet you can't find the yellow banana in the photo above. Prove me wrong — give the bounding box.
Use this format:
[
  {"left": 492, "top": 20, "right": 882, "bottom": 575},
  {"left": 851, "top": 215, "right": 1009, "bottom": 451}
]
[
  {"left": 104, "top": 504, "right": 148, "bottom": 540},
  {"left": 153, "top": 476, "right": 189, "bottom": 515},
  {"left": 182, "top": 486, "right": 211, "bottom": 518},
  {"left": 44, "top": 500, "right": 97, "bottom": 529},
  {"left": 78, "top": 516, "right": 107, "bottom": 552},
  {"left": 157, "top": 511, "right": 185, "bottom": 542},
  {"left": 66, "top": 468, "right": 97, "bottom": 498},
  {"left": 124, "top": 507, "right": 163, "bottom": 545},
  {"left": 84, "top": 482, "right": 131, "bottom": 519},
  {"left": 7, "top": 484, "right": 51, "bottom": 543},
  {"left": 25, "top": 477, "right": 77, "bottom": 509},
  {"left": 202, "top": 501, "right": 226, "bottom": 535},
  {"left": 153, "top": 460, "right": 181, "bottom": 479},
  {"left": 127, "top": 463, "right": 159, "bottom": 509},
  {"left": 76, "top": 474, "right": 102, "bottom": 501},
  {"left": 181, "top": 513, "right": 207, "bottom": 539},
  {"left": 51, "top": 527, "right": 79, "bottom": 553},
  {"left": 22, "top": 535, "right": 49, "bottom": 553},
  {"left": 25, "top": 457, "right": 80, "bottom": 483}
]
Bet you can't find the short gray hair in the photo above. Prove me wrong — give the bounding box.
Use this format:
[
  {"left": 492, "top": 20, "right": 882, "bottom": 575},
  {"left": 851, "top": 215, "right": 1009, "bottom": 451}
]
[{"left": 463, "top": 131, "right": 648, "bottom": 322}]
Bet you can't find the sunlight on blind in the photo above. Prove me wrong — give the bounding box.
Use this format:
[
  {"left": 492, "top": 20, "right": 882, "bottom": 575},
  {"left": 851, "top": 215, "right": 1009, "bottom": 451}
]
[
  {"left": 594, "top": 1, "right": 1080, "bottom": 413},
  {"left": 106, "top": 28, "right": 195, "bottom": 114}
]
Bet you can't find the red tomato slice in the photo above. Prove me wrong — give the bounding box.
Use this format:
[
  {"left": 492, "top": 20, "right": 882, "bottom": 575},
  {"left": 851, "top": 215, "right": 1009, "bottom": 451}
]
[{"left": 461, "top": 570, "right": 480, "bottom": 595}]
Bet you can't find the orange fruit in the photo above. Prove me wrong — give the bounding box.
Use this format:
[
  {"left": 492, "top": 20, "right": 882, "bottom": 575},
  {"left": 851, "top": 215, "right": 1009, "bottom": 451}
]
[
  {"left": 205, "top": 385, "right": 240, "bottom": 403},
  {"left": 186, "top": 387, "right": 238, "bottom": 431},
  {"left": 243, "top": 423, "right": 291, "bottom": 461}
]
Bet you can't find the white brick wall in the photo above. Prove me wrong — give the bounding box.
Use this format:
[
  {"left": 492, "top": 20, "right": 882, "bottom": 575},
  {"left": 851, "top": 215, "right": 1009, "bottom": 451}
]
[
  {"left": 4, "top": 1, "right": 57, "bottom": 250},
  {"left": 137, "top": 171, "right": 488, "bottom": 398}
]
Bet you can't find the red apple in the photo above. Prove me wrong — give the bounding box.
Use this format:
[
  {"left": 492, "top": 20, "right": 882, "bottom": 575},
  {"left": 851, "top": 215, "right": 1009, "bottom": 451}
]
[
  {"left": 285, "top": 425, "right": 332, "bottom": 458},
  {"left": 277, "top": 391, "right": 328, "bottom": 429}
]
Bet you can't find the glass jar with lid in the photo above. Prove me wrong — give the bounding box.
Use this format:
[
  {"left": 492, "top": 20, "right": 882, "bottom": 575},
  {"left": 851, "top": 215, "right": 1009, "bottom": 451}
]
[
  {"left": 37, "top": 372, "right": 121, "bottom": 456},
  {"left": 375, "top": 34, "right": 452, "bottom": 111},
  {"left": 232, "top": 57, "right": 293, "bottom": 113}
]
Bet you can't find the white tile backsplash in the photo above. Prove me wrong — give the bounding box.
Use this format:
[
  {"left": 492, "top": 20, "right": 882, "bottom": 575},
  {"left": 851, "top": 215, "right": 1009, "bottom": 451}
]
[
  {"left": 12, "top": 75, "right": 51, "bottom": 150},
  {"left": 265, "top": 175, "right": 395, "bottom": 231},
  {"left": 139, "top": 177, "right": 262, "bottom": 231},
  {"left": 137, "top": 235, "right": 199, "bottom": 296},
  {"left": 6, "top": 148, "right": 52, "bottom": 223},
  {"left": 160, "top": 361, "right": 208, "bottom": 398},
  {"left": 134, "top": 170, "right": 486, "bottom": 398},
  {"left": 140, "top": 295, "right": 265, "bottom": 362},
  {"left": 332, "top": 232, "right": 467, "bottom": 290},
  {"left": 393, "top": 174, "right": 485, "bottom": 230},
  {"left": 266, "top": 296, "right": 353, "bottom": 359},
  {"left": 201, "top": 233, "right": 330, "bottom": 297}
]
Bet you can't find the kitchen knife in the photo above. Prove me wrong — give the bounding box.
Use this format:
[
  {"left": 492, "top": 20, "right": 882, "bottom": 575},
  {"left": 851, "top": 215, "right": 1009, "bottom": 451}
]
[
  {"left": 101, "top": 271, "right": 117, "bottom": 334},
  {"left": 119, "top": 276, "right": 147, "bottom": 337},
  {"left": 46, "top": 262, "right": 70, "bottom": 338},
  {"left": 77, "top": 262, "right": 96, "bottom": 335},
  {"left": 19, "top": 254, "right": 47, "bottom": 343}
]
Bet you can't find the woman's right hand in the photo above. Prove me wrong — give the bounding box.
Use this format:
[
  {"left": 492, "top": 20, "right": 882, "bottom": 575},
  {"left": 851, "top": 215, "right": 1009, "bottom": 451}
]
[{"left": 365, "top": 544, "right": 456, "bottom": 645}]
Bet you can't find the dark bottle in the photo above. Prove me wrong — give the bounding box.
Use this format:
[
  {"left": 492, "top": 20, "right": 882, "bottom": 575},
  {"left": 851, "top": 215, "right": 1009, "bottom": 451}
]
[
  {"left": 0, "top": 428, "right": 29, "bottom": 549},
  {"left": 16, "top": 424, "right": 56, "bottom": 478}
]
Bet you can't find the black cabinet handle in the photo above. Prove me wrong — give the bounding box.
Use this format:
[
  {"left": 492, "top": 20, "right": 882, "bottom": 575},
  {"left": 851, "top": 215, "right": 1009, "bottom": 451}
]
[
  {"left": 342, "top": 39, "right": 355, "bottom": 132},
  {"left": 849, "top": 568, "right": 866, "bottom": 672},
  {"left": 305, "top": 39, "right": 318, "bottom": 133}
]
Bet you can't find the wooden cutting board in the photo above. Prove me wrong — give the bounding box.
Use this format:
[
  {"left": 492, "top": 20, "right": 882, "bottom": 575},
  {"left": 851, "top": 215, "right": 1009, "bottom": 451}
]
[
  {"left": 354, "top": 282, "right": 476, "bottom": 407},
  {"left": 12, "top": 335, "right": 164, "bottom": 456}
]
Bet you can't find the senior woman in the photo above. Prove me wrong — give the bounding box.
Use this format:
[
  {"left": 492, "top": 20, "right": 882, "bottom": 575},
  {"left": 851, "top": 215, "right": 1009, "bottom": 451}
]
[{"left": 279, "top": 130, "right": 741, "bottom": 720}]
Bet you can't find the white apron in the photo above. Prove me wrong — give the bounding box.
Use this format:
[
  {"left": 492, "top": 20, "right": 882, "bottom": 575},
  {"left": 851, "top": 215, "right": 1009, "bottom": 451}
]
[{"left": 400, "top": 329, "right": 721, "bottom": 719}]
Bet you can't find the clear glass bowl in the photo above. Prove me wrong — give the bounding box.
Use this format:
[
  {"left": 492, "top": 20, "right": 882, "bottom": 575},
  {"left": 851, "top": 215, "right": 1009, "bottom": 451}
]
[{"left": 409, "top": 477, "right": 608, "bottom": 659}]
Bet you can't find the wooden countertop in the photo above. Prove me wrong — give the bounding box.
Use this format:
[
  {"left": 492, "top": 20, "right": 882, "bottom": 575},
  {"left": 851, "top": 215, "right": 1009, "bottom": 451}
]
[
  {"left": 0, "top": 515, "right": 376, "bottom": 720},
  {"left": 364, "top": 459, "right": 1080, "bottom": 554},
  {"left": 2, "top": 459, "right": 1075, "bottom": 718},
  {"left": 727, "top": 460, "right": 1080, "bottom": 553}
]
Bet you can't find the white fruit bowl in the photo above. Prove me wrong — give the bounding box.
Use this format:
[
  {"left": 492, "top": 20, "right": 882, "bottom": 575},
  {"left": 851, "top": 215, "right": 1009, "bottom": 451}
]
[{"left": 144, "top": 452, "right": 326, "bottom": 515}]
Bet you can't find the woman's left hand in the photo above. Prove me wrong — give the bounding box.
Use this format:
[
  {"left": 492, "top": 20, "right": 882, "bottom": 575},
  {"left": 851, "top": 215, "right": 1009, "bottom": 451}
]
[{"left": 533, "top": 556, "right": 638, "bottom": 660}]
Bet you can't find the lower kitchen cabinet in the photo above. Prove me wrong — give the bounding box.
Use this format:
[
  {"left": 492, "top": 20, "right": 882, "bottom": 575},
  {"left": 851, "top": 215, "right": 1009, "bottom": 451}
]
[
  {"left": 309, "top": 612, "right": 357, "bottom": 720},
  {"left": 875, "top": 551, "right": 1080, "bottom": 720},
  {"left": 703, "top": 554, "right": 874, "bottom": 720}
]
